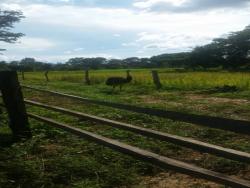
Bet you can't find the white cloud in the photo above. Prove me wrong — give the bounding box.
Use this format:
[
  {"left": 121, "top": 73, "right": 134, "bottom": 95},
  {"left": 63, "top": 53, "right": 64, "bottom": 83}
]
[
  {"left": 2, "top": 3, "right": 249, "bottom": 34},
  {"left": 1, "top": 1, "right": 250, "bottom": 61},
  {"left": 122, "top": 42, "right": 138, "bottom": 47},
  {"left": 73, "top": 47, "right": 84, "bottom": 51},
  {"left": 64, "top": 50, "right": 72, "bottom": 54},
  {"left": 0, "top": 53, "right": 119, "bottom": 62},
  {"left": 138, "top": 32, "right": 213, "bottom": 51},
  {"left": 133, "top": 0, "right": 250, "bottom": 12},
  {"left": 113, "top": 34, "right": 121, "bottom": 37},
  {"left": 1, "top": 37, "right": 56, "bottom": 51},
  {"left": 63, "top": 47, "right": 84, "bottom": 54},
  {"left": 134, "top": 0, "right": 186, "bottom": 9}
]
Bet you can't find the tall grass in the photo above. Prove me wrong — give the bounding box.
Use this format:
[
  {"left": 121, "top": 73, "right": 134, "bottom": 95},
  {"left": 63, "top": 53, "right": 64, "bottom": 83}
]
[{"left": 19, "top": 69, "right": 250, "bottom": 91}]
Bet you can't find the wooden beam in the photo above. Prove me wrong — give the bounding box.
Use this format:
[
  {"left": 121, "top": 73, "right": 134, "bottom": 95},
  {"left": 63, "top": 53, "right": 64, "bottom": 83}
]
[
  {"left": 44, "top": 71, "right": 49, "bottom": 82},
  {"left": 28, "top": 113, "right": 250, "bottom": 188},
  {"left": 84, "top": 70, "right": 91, "bottom": 85},
  {"left": 22, "top": 85, "right": 250, "bottom": 134},
  {"left": 0, "top": 71, "right": 31, "bottom": 140},
  {"left": 24, "top": 99, "right": 250, "bottom": 163},
  {"left": 151, "top": 70, "right": 162, "bottom": 89}
]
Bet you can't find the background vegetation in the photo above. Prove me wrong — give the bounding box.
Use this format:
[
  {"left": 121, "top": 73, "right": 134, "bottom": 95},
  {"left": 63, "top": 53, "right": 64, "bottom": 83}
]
[
  {"left": 1, "top": 25, "right": 250, "bottom": 72},
  {"left": 1, "top": 8, "right": 250, "bottom": 188}
]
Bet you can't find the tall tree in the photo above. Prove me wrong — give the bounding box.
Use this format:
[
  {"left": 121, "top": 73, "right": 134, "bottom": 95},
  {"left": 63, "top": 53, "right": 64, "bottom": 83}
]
[
  {"left": 222, "top": 25, "right": 250, "bottom": 68},
  {"left": 189, "top": 25, "right": 250, "bottom": 69},
  {"left": 0, "top": 10, "right": 24, "bottom": 52}
]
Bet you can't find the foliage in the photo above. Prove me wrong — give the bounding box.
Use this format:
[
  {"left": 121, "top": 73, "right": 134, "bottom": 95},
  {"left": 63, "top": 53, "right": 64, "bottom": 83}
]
[
  {"left": 189, "top": 25, "right": 250, "bottom": 69},
  {"left": 0, "top": 10, "right": 24, "bottom": 51},
  {"left": 0, "top": 53, "right": 192, "bottom": 71},
  {"left": 0, "top": 61, "right": 9, "bottom": 71},
  {"left": 1, "top": 24, "right": 250, "bottom": 71},
  {"left": 17, "top": 69, "right": 250, "bottom": 93}
]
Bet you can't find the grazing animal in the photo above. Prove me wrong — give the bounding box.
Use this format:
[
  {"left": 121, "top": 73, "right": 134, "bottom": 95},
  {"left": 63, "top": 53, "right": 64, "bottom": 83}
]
[{"left": 106, "top": 70, "right": 132, "bottom": 91}]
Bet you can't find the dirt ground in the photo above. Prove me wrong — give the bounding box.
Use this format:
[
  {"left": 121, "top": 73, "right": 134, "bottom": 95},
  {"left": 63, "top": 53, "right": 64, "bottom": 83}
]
[{"left": 137, "top": 172, "right": 223, "bottom": 188}]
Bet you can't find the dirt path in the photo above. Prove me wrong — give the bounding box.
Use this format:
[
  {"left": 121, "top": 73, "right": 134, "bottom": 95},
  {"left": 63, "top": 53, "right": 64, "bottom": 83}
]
[
  {"left": 136, "top": 172, "right": 222, "bottom": 188},
  {"left": 186, "top": 94, "right": 250, "bottom": 105}
]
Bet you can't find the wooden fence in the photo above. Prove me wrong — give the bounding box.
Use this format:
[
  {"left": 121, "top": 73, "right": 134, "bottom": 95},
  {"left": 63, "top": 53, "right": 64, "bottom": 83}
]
[
  {"left": 0, "top": 71, "right": 31, "bottom": 139},
  {"left": 1, "top": 71, "right": 250, "bottom": 187},
  {"left": 19, "top": 70, "right": 163, "bottom": 89},
  {"left": 22, "top": 85, "right": 250, "bottom": 134}
]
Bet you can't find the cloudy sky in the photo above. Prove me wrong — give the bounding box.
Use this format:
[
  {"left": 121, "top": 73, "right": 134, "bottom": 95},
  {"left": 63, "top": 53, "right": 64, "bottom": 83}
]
[{"left": 1, "top": 0, "right": 250, "bottom": 62}]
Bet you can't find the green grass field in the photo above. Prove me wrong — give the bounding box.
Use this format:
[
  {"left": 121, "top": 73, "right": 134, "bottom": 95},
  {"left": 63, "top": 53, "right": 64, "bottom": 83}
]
[
  {"left": 1, "top": 69, "right": 250, "bottom": 188},
  {"left": 21, "top": 69, "right": 250, "bottom": 91}
]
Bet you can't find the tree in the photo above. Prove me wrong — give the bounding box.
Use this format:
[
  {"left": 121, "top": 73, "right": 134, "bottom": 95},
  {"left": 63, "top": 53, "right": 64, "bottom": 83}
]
[
  {"left": 0, "top": 10, "right": 24, "bottom": 52},
  {"left": 221, "top": 25, "right": 250, "bottom": 68},
  {"left": 19, "top": 58, "right": 36, "bottom": 71},
  {"left": 0, "top": 61, "right": 8, "bottom": 70},
  {"left": 66, "top": 57, "right": 107, "bottom": 70},
  {"left": 189, "top": 25, "right": 250, "bottom": 69},
  {"left": 189, "top": 43, "right": 225, "bottom": 69}
]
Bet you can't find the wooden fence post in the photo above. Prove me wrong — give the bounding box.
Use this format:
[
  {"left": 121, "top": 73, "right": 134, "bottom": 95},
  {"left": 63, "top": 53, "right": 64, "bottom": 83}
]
[
  {"left": 151, "top": 70, "right": 162, "bottom": 89},
  {"left": 21, "top": 71, "right": 25, "bottom": 80},
  {"left": 84, "top": 70, "right": 90, "bottom": 85},
  {"left": 0, "top": 71, "right": 31, "bottom": 140},
  {"left": 45, "top": 71, "right": 49, "bottom": 82}
]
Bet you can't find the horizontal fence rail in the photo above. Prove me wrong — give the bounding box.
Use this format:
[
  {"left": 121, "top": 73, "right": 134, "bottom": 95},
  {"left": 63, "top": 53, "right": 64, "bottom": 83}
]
[
  {"left": 28, "top": 113, "right": 250, "bottom": 188},
  {"left": 1, "top": 96, "right": 250, "bottom": 187},
  {"left": 22, "top": 85, "right": 250, "bottom": 135},
  {"left": 24, "top": 99, "right": 250, "bottom": 163}
]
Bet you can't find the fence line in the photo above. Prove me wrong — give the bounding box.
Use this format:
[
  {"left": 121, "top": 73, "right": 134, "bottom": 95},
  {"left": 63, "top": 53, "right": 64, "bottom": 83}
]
[
  {"left": 1, "top": 72, "right": 250, "bottom": 187},
  {"left": 22, "top": 85, "right": 250, "bottom": 135},
  {"left": 28, "top": 113, "right": 250, "bottom": 188},
  {"left": 24, "top": 99, "right": 250, "bottom": 163},
  {"left": 1, "top": 88, "right": 250, "bottom": 186}
]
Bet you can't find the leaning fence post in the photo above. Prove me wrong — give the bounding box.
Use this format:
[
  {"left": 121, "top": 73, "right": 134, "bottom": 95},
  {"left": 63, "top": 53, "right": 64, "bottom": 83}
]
[
  {"left": 84, "top": 69, "right": 91, "bottom": 85},
  {"left": 45, "top": 70, "right": 49, "bottom": 82},
  {"left": 151, "top": 70, "right": 162, "bottom": 89},
  {"left": 0, "top": 71, "right": 31, "bottom": 140}
]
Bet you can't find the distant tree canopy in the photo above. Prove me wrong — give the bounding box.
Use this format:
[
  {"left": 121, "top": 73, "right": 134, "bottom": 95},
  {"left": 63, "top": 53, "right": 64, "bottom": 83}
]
[
  {"left": 189, "top": 25, "right": 250, "bottom": 69},
  {"left": 0, "top": 10, "right": 24, "bottom": 52},
  {"left": 66, "top": 57, "right": 107, "bottom": 70},
  {"left": 7, "top": 58, "right": 52, "bottom": 71},
  {"left": 0, "top": 25, "right": 250, "bottom": 71}
]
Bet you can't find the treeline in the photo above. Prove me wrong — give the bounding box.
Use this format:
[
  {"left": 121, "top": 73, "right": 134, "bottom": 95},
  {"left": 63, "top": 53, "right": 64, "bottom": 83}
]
[
  {"left": 190, "top": 25, "right": 250, "bottom": 70},
  {"left": 0, "top": 25, "right": 249, "bottom": 71},
  {"left": 0, "top": 53, "right": 190, "bottom": 71}
]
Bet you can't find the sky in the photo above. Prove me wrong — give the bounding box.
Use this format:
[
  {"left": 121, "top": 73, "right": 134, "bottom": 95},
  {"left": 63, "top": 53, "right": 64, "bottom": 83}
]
[{"left": 0, "top": 0, "right": 250, "bottom": 62}]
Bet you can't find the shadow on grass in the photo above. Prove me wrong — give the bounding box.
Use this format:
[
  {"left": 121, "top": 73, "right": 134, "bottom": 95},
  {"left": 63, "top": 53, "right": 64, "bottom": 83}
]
[
  {"left": 199, "top": 85, "right": 239, "bottom": 94},
  {"left": 100, "top": 88, "right": 122, "bottom": 95}
]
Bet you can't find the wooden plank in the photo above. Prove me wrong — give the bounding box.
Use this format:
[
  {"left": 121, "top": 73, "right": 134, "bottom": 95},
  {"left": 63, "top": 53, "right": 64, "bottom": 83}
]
[
  {"left": 0, "top": 71, "right": 31, "bottom": 140},
  {"left": 22, "top": 85, "right": 250, "bottom": 134},
  {"left": 28, "top": 113, "right": 250, "bottom": 188},
  {"left": 24, "top": 99, "right": 250, "bottom": 163}
]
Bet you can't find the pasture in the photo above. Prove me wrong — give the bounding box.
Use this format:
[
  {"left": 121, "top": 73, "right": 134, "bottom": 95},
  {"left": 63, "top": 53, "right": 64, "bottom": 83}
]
[
  {"left": 21, "top": 69, "right": 250, "bottom": 91},
  {"left": 0, "top": 69, "right": 250, "bottom": 188}
]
